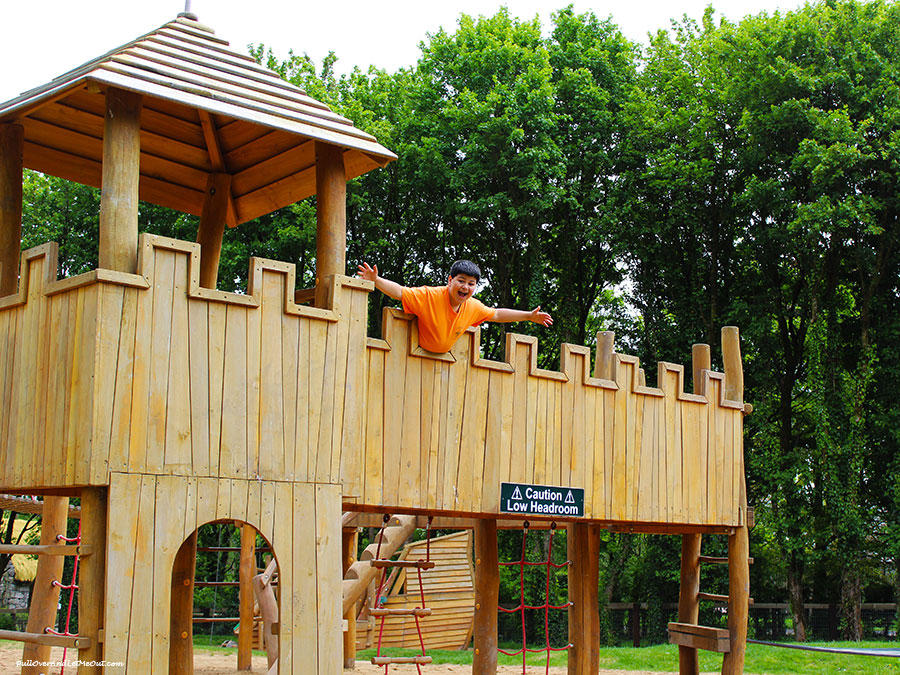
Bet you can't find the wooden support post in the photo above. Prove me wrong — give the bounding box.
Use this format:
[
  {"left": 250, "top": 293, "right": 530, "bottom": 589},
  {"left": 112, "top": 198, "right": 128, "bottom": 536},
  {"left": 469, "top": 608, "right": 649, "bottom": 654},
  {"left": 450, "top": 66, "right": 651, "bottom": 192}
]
[
  {"left": 678, "top": 343, "right": 711, "bottom": 674},
  {"left": 692, "top": 343, "right": 711, "bottom": 396},
  {"left": 678, "top": 534, "right": 702, "bottom": 675},
  {"left": 21, "top": 496, "right": 69, "bottom": 675},
  {"left": 568, "top": 523, "right": 600, "bottom": 675},
  {"left": 196, "top": 173, "right": 232, "bottom": 289},
  {"left": 473, "top": 518, "right": 498, "bottom": 675},
  {"left": 342, "top": 527, "right": 359, "bottom": 668},
  {"left": 238, "top": 524, "right": 256, "bottom": 670},
  {"left": 0, "top": 123, "right": 23, "bottom": 297},
  {"left": 314, "top": 141, "right": 346, "bottom": 307},
  {"left": 721, "top": 326, "right": 749, "bottom": 675},
  {"left": 99, "top": 87, "right": 142, "bottom": 274},
  {"left": 78, "top": 487, "right": 107, "bottom": 674},
  {"left": 595, "top": 331, "right": 615, "bottom": 380},
  {"left": 169, "top": 531, "right": 197, "bottom": 675}
]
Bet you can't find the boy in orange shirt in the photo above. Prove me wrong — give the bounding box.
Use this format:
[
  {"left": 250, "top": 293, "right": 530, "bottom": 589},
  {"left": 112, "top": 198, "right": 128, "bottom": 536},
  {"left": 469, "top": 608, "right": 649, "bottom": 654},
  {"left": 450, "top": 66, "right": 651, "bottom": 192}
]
[{"left": 357, "top": 260, "right": 552, "bottom": 353}]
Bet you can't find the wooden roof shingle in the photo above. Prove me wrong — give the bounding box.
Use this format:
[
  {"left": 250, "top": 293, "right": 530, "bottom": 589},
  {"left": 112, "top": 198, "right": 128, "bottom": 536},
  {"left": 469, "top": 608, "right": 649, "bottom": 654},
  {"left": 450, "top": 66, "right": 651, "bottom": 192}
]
[{"left": 0, "top": 15, "right": 396, "bottom": 226}]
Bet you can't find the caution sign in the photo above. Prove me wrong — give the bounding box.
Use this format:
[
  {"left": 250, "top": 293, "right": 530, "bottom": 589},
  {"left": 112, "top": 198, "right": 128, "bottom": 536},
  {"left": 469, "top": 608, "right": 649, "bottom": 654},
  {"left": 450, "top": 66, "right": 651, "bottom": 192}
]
[{"left": 500, "top": 482, "right": 584, "bottom": 518}]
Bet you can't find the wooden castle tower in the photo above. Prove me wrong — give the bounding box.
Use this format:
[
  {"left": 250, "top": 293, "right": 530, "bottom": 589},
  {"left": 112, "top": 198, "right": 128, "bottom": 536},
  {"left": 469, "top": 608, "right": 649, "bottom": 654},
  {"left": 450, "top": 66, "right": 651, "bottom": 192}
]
[{"left": 0, "top": 13, "right": 751, "bottom": 675}]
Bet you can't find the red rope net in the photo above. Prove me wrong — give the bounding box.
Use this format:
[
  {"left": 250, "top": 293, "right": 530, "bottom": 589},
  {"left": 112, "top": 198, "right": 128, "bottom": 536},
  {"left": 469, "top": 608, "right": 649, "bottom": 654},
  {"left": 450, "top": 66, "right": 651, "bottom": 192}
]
[
  {"left": 46, "top": 520, "right": 82, "bottom": 675},
  {"left": 498, "top": 521, "right": 572, "bottom": 674}
]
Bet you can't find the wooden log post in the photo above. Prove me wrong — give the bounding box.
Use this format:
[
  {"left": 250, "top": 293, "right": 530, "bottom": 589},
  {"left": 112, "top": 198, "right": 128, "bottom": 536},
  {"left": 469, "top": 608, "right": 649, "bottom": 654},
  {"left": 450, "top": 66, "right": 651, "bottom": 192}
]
[
  {"left": 676, "top": 343, "right": 712, "bottom": 675},
  {"left": 237, "top": 524, "right": 256, "bottom": 670},
  {"left": 78, "top": 487, "right": 108, "bottom": 674},
  {"left": 473, "top": 518, "right": 499, "bottom": 675},
  {"left": 342, "top": 527, "right": 359, "bottom": 668},
  {"left": 21, "top": 496, "right": 69, "bottom": 675},
  {"left": 595, "top": 331, "right": 615, "bottom": 380},
  {"left": 721, "top": 327, "right": 749, "bottom": 675},
  {"left": 196, "top": 173, "right": 232, "bottom": 289},
  {"left": 99, "top": 88, "right": 142, "bottom": 274},
  {"left": 0, "top": 123, "right": 24, "bottom": 297},
  {"left": 314, "top": 141, "right": 346, "bottom": 308},
  {"left": 169, "top": 531, "right": 198, "bottom": 675},
  {"left": 568, "top": 523, "right": 600, "bottom": 675}
]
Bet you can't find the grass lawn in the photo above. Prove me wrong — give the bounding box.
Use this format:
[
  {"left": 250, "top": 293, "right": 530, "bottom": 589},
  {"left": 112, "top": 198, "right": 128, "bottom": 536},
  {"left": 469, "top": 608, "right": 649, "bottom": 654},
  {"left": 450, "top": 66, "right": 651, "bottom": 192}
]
[{"left": 357, "top": 642, "right": 900, "bottom": 674}]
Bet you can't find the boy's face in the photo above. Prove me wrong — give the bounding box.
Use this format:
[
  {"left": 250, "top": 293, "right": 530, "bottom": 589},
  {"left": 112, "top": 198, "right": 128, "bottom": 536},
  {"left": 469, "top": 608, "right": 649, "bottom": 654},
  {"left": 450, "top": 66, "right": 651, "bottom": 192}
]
[{"left": 447, "top": 273, "right": 478, "bottom": 308}]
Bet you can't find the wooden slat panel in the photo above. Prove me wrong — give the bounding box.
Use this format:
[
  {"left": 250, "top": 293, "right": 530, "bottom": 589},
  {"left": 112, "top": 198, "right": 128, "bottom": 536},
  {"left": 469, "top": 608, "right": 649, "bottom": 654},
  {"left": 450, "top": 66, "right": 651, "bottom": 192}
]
[
  {"left": 399, "top": 350, "right": 421, "bottom": 508},
  {"left": 293, "top": 482, "right": 318, "bottom": 673},
  {"left": 164, "top": 251, "right": 192, "bottom": 473},
  {"left": 187, "top": 298, "right": 210, "bottom": 476},
  {"left": 294, "top": 319, "right": 312, "bottom": 482},
  {"left": 245, "top": 283, "right": 262, "bottom": 479},
  {"left": 219, "top": 305, "right": 247, "bottom": 478},
  {"left": 315, "top": 484, "right": 341, "bottom": 674}
]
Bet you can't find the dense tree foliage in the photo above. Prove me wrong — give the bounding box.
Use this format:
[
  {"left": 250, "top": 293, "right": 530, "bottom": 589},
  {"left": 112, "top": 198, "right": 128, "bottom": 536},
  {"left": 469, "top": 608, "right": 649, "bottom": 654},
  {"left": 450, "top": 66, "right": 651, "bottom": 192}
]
[{"left": 14, "top": 0, "right": 900, "bottom": 644}]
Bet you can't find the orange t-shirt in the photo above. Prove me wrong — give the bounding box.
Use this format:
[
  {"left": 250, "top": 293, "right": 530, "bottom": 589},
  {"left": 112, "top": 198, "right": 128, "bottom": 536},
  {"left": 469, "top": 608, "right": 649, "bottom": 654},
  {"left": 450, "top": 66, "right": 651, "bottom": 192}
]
[{"left": 401, "top": 286, "right": 495, "bottom": 353}]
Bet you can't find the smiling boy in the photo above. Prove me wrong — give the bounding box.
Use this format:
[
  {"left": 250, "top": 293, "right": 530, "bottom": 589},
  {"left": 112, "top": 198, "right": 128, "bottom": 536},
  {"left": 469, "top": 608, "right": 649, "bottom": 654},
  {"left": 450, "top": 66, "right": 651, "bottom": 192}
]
[{"left": 357, "top": 260, "right": 552, "bottom": 353}]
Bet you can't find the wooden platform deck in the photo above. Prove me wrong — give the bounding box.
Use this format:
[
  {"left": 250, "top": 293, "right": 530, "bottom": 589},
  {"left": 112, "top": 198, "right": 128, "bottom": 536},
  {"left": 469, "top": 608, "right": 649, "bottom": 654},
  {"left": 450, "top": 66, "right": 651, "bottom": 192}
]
[{"left": 0, "top": 234, "right": 746, "bottom": 529}]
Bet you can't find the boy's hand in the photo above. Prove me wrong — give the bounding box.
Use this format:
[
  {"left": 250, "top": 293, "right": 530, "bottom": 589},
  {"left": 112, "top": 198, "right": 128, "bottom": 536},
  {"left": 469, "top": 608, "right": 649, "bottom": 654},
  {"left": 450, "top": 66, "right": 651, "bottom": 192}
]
[
  {"left": 530, "top": 306, "right": 553, "bottom": 326},
  {"left": 357, "top": 262, "right": 379, "bottom": 283}
]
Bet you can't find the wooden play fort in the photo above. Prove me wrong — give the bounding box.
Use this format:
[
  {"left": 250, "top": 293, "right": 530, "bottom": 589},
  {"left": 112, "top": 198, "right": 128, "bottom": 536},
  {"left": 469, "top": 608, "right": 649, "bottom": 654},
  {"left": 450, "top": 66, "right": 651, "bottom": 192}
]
[{"left": 0, "top": 12, "right": 751, "bottom": 675}]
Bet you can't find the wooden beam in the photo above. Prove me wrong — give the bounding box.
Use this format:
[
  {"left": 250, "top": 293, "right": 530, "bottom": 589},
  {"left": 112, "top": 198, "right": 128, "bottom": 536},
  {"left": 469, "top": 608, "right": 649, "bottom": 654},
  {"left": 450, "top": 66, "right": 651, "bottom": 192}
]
[
  {"left": 0, "top": 123, "right": 23, "bottom": 297},
  {"left": 342, "top": 528, "right": 358, "bottom": 669},
  {"left": 99, "top": 87, "right": 142, "bottom": 273},
  {"left": 196, "top": 172, "right": 232, "bottom": 288},
  {"left": 721, "top": 327, "right": 743, "bottom": 403},
  {"left": 78, "top": 487, "right": 108, "bottom": 673},
  {"left": 314, "top": 141, "right": 346, "bottom": 307},
  {"left": 472, "top": 519, "right": 498, "bottom": 675},
  {"left": 169, "top": 531, "right": 197, "bottom": 675},
  {"left": 21, "top": 496, "right": 69, "bottom": 675},
  {"left": 197, "top": 110, "right": 237, "bottom": 226},
  {"left": 237, "top": 524, "right": 255, "bottom": 670}
]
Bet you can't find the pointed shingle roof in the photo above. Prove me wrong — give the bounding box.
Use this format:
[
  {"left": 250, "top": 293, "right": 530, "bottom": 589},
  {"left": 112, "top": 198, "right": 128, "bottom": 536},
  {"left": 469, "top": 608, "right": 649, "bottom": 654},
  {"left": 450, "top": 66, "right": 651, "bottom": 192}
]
[{"left": 0, "top": 16, "right": 396, "bottom": 226}]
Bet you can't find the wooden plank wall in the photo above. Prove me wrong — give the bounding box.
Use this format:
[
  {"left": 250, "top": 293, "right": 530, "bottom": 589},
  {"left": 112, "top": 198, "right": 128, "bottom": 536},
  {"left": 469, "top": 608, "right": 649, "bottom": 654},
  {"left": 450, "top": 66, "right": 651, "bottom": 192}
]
[
  {"left": 359, "top": 531, "right": 475, "bottom": 651},
  {"left": 0, "top": 235, "right": 369, "bottom": 490},
  {"left": 360, "top": 309, "right": 747, "bottom": 526},
  {"left": 0, "top": 235, "right": 746, "bottom": 528},
  {"left": 104, "top": 472, "right": 341, "bottom": 675}
]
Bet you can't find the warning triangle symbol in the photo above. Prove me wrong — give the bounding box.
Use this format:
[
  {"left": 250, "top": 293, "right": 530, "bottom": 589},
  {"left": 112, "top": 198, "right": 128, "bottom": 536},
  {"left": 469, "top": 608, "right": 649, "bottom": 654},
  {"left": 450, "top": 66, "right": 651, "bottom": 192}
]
[
  {"left": 512, "top": 486, "right": 523, "bottom": 500},
  {"left": 565, "top": 490, "right": 575, "bottom": 504}
]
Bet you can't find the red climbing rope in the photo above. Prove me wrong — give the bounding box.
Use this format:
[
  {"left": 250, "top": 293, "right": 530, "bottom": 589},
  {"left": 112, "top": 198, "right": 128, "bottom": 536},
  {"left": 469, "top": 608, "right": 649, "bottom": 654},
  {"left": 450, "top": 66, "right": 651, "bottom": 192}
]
[
  {"left": 498, "top": 521, "right": 572, "bottom": 674},
  {"left": 46, "top": 521, "right": 82, "bottom": 674},
  {"left": 372, "top": 515, "right": 433, "bottom": 674}
]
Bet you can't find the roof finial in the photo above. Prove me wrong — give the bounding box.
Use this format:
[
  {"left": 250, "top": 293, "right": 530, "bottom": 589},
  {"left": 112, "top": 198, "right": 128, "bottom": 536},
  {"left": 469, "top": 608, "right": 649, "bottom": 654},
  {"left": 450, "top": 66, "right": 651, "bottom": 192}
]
[{"left": 178, "top": 0, "right": 198, "bottom": 20}]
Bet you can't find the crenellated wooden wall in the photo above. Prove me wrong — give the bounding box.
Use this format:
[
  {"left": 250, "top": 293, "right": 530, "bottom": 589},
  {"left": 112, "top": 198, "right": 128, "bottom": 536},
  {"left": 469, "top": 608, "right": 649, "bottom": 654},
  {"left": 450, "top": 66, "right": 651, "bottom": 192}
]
[
  {"left": 0, "top": 234, "right": 745, "bottom": 527},
  {"left": 359, "top": 309, "right": 747, "bottom": 526}
]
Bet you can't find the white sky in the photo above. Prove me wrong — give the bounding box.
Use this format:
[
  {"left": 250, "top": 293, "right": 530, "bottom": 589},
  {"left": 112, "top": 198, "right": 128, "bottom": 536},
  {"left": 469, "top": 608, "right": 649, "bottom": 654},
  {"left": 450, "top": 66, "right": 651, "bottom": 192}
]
[{"left": 0, "top": 0, "right": 808, "bottom": 104}]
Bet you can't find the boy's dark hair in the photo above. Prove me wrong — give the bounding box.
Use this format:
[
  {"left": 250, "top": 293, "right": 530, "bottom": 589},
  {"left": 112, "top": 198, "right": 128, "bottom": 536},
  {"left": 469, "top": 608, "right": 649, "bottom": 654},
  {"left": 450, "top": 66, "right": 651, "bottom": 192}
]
[{"left": 449, "top": 260, "right": 481, "bottom": 281}]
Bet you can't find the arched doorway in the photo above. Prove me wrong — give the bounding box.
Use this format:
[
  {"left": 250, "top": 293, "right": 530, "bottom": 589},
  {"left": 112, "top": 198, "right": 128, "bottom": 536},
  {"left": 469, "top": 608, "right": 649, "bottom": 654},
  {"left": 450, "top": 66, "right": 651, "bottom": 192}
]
[{"left": 169, "top": 520, "right": 278, "bottom": 674}]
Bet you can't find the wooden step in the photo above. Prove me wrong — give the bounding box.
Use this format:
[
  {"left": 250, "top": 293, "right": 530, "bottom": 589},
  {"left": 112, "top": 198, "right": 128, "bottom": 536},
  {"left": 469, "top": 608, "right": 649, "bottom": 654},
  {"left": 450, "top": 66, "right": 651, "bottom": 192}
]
[
  {"left": 698, "top": 556, "right": 754, "bottom": 565},
  {"left": 667, "top": 622, "right": 730, "bottom": 653},
  {"left": 698, "top": 592, "right": 730, "bottom": 603},
  {"left": 371, "top": 559, "right": 436, "bottom": 570},
  {"left": 371, "top": 655, "right": 433, "bottom": 665},
  {"left": 370, "top": 607, "right": 432, "bottom": 617}
]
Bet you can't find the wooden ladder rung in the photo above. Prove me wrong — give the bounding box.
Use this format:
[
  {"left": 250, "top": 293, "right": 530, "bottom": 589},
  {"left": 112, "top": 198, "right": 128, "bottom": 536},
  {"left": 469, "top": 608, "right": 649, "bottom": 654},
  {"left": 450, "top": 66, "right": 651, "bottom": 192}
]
[
  {"left": 698, "top": 592, "right": 730, "bottom": 603},
  {"left": 370, "top": 607, "right": 432, "bottom": 617},
  {"left": 0, "top": 544, "right": 91, "bottom": 557},
  {"left": 667, "top": 622, "right": 730, "bottom": 653},
  {"left": 698, "top": 556, "right": 754, "bottom": 565},
  {"left": 372, "top": 656, "right": 433, "bottom": 665},
  {"left": 371, "top": 559, "right": 436, "bottom": 569},
  {"left": 697, "top": 592, "right": 755, "bottom": 605},
  {"left": 0, "top": 629, "right": 91, "bottom": 650}
]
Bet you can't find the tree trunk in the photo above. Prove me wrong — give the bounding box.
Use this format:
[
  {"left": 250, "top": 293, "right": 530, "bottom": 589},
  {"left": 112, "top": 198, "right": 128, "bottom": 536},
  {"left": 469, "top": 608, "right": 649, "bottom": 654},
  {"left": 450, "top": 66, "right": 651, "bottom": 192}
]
[
  {"left": 839, "top": 565, "right": 863, "bottom": 641},
  {"left": 787, "top": 553, "right": 807, "bottom": 642}
]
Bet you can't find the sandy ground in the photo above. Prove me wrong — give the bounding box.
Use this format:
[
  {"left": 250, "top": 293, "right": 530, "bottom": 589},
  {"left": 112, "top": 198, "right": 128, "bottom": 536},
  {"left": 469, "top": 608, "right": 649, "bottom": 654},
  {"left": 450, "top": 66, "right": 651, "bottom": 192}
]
[{"left": 0, "top": 643, "right": 719, "bottom": 674}]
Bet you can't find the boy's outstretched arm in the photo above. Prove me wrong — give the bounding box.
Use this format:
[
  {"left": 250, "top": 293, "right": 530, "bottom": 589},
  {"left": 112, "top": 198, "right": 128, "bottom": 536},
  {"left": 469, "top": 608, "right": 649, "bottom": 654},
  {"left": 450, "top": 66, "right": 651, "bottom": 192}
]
[
  {"left": 357, "top": 262, "right": 403, "bottom": 300},
  {"left": 492, "top": 306, "right": 553, "bottom": 327}
]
